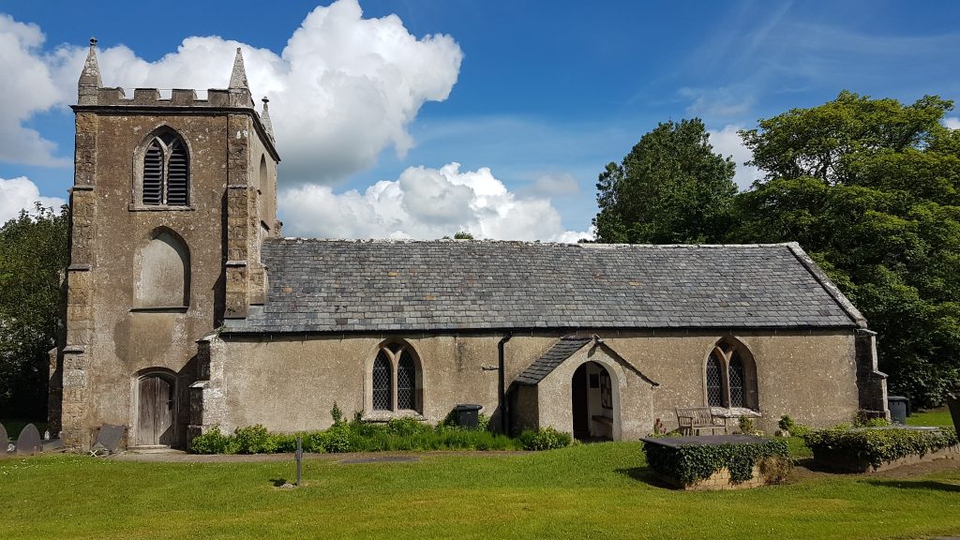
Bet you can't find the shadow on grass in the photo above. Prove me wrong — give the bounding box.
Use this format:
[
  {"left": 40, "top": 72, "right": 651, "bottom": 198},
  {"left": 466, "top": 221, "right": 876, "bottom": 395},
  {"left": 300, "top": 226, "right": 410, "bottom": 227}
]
[
  {"left": 864, "top": 479, "right": 960, "bottom": 492},
  {"left": 269, "top": 478, "right": 288, "bottom": 487},
  {"left": 615, "top": 467, "right": 676, "bottom": 489}
]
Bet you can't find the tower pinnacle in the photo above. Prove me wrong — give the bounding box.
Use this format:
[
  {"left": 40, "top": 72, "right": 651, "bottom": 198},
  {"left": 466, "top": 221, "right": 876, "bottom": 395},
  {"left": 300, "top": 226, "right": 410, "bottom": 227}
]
[
  {"left": 78, "top": 37, "right": 102, "bottom": 105},
  {"left": 228, "top": 47, "right": 249, "bottom": 91},
  {"left": 261, "top": 97, "right": 275, "bottom": 142}
]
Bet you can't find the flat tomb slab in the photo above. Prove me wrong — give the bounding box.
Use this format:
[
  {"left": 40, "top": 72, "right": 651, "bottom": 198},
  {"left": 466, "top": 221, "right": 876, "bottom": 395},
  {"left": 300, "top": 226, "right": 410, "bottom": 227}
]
[{"left": 642, "top": 435, "right": 790, "bottom": 490}]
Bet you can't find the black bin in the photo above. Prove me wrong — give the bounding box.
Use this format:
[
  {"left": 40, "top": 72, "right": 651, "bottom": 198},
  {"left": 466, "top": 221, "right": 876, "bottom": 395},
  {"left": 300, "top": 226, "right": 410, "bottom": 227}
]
[
  {"left": 888, "top": 395, "right": 910, "bottom": 425},
  {"left": 453, "top": 404, "right": 483, "bottom": 428}
]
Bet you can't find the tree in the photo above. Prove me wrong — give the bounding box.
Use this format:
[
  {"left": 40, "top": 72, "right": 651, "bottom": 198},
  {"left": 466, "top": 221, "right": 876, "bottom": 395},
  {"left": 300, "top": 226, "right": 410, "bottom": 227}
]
[
  {"left": 732, "top": 92, "right": 960, "bottom": 406},
  {"left": 0, "top": 204, "right": 69, "bottom": 418},
  {"left": 593, "top": 119, "right": 737, "bottom": 244}
]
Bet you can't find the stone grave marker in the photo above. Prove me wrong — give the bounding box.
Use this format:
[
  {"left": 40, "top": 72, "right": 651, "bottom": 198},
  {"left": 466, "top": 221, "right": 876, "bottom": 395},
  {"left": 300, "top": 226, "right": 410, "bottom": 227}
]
[
  {"left": 92, "top": 424, "right": 126, "bottom": 454},
  {"left": 15, "top": 423, "right": 42, "bottom": 455},
  {"left": 0, "top": 423, "right": 8, "bottom": 455}
]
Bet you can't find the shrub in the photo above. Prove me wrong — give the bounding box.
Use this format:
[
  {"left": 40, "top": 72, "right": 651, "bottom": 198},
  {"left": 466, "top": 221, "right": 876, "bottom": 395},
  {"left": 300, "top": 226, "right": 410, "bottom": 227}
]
[
  {"left": 643, "top": 438, "right": 790, "bottom": 485},
  {"left": 233, "top": 424, "right": 277, "bottom": 454},
  {"left": 778, "top": 414, "right": 811, "bottom": 437},
  {"left": 804, "top": 426, "right": 958, "bottom": 469},
  {"left": 331, "top": 402, "right": 344, "bottom": 425},
  {"left": 518, "top": 427, "right": 572, "bottom": 451},
  {"left": 854, "top": 412, "right": 890, "bottom": 428},
  {"left": 738, "top": 415, "right": 755, "bottom": 434},
  {"left": 190, "top": 426, "right": 232, "bottom": 454}
]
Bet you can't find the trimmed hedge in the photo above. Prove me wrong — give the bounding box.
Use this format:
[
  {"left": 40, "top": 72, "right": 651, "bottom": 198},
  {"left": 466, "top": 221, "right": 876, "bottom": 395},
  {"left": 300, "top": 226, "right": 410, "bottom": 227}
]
[
  {"left": 643, "top": 438, "right": 790, "bottom": 485},
  {"left": 190, "top": 417, "right": 540, "bottom": 454},
  {"left": 804, "top": 426, "right": 958, "bottom": 469}
]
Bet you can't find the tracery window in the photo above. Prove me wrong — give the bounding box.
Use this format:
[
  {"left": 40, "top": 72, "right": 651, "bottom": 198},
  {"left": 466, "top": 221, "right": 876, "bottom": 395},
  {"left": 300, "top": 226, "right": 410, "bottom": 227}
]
[
  {"left": 371, "top": 343, "right": 422, "bottom": 413},
  {"left": 142, "top": 130, "right": 189, "bottom": 206},
  {"left": 704, "top": 340, "right": 758, "bottom": 410}
]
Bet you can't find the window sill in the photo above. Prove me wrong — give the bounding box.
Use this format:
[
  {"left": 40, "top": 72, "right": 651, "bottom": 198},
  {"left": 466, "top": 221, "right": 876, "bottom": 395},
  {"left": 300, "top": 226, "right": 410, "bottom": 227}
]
[
  {"left": 128, "top": 204, "right": 195, "bottom": 212},
  {"left": 130, "top": 306, "right": 189, "bottom": 313},
  {"left": 363, "top": 410, "right": 425, "bottom": 423},
  {"left": 709, "top": 407, "right": 761, "bottom": 419}
]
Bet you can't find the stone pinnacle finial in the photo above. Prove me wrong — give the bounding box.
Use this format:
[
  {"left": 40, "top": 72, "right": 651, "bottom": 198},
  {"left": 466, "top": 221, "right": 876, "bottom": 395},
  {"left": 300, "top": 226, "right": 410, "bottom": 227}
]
[
  {"left": 261, "top": 97, "right": 275, "bottom": 142},
  {"left": 78, "top": 37, "right": 102, "bottom": 105},
  {"left": 228, "top": 47, "right": 249, "bottom": 91}
]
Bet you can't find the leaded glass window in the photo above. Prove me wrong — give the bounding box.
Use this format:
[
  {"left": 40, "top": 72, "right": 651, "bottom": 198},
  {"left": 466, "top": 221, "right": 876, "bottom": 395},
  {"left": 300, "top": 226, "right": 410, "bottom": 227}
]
[
  {"left": 372, "top": 351, "right": 392, "bottom": 411},
  {"left": 397, "top": 351, "right": 415, "bottom": 410},
  {"left": 729, "top": 353, "right": 745, "bottom": 408},
  {"left": 706, "top": 353, "right": 723, "bottom": 407},
  {"left": 371, "top": 343, "right": 421, "bottom": 414}
]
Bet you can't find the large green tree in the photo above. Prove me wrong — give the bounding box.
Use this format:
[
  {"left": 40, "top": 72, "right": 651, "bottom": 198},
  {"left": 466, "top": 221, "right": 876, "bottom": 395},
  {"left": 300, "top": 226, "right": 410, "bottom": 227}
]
[
  {"left": 0, "top": 204, "right": 69, "bottom": 418},
  {"left": 593, "top": 118, "right": 737, "bottom": 244},
  {"left": 734, "top": 92, "right": 960, "bottom": 406}
]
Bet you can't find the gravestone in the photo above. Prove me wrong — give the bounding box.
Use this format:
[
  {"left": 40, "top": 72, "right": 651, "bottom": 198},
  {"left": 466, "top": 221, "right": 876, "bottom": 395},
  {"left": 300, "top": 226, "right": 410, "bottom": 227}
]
[
  {"left": 91, "top": 424, "right": 126, "bottom": 455},
  {"left": 15, "top": 423, "right": 42, "bottom": 455},
  {"left": 0, "top": 423, "right": 8, "bottom": 455}
]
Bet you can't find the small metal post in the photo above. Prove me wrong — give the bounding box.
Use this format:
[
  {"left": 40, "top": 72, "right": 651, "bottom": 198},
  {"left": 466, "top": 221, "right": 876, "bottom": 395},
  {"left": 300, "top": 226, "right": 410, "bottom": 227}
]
[{"left": 295, "top": 434, "right": 303, "bottom": 486}]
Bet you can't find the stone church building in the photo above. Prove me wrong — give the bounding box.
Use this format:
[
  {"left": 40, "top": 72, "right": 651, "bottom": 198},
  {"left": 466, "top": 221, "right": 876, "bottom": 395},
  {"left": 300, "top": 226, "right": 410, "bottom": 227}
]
[{"left": 51, "top": 40, "right": 888, "bottom": 450}]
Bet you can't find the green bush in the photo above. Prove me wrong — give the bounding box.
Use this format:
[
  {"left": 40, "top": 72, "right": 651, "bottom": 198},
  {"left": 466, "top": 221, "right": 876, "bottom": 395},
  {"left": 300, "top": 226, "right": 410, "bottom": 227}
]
[
  {"left": 233, "top": 424, "right": 277, "bottom": 454},
  {"left": 778, "top": 415, "right": 811, "bottom": 437},
  {"left": 518, "top": 427, "right": 572, "bottom": 451},
  {"left": 643, "top": 438, "right": 790, "bottom": 485},
  {"left": 804, "top": 426, "right": 958, "bottom": 469},
  {"left": 190, "top": 426, "right": 232, "bottom": 454}
]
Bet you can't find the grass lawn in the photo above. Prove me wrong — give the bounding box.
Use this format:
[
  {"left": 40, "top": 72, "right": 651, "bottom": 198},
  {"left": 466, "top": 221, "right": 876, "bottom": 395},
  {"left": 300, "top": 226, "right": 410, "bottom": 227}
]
[
  {"left": 907, "top": 407, "right": 956, "bottom": 427},
  {"left": 2, "top": 442, "right": 959, "bottom": 539}
]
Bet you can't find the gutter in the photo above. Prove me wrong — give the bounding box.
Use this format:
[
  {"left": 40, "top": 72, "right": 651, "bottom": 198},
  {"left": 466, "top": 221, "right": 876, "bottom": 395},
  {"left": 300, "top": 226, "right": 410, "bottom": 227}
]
[{"left": 498, "top": 332, "right": 513, "bottom": 433}]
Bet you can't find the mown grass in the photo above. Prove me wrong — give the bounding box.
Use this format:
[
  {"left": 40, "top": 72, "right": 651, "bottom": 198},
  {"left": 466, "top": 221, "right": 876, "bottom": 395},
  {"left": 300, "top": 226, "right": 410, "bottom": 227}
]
[
  {"left": 907, "top": 407, "right": 956, "bottom": 427},
  {"left": 2, "top": 442, "right": 959, "bottom": 540}
]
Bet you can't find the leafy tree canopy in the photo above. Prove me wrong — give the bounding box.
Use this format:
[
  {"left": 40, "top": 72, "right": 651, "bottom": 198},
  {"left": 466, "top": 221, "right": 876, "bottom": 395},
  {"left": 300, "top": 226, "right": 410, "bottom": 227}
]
[
  {"left": 593, "top": 118, "right": 737, "bottom": 244},
  {"left": 733, "top": 92, "right": 960, "bottom": 406},
  {"left": 0, "top": 204, "right": 68, "bottom": 418}
]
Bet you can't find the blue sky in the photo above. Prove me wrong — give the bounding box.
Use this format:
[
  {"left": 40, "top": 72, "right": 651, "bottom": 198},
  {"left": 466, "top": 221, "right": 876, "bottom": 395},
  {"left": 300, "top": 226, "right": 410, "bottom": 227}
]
[{"left": 1, "top": 0, "right": 959, "bottom": 240}]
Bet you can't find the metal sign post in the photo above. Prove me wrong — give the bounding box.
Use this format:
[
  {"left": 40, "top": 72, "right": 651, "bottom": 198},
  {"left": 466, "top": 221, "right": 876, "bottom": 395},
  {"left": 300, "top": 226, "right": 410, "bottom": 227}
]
[{"left": 295, "top": 434, "right": 303, "bottom": 486}]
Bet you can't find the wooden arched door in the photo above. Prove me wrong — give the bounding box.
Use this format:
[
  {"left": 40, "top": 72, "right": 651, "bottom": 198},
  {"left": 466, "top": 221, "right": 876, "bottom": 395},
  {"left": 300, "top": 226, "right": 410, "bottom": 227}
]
[{"left": 137, "top": 374, "right": 175, "bottom": 446}]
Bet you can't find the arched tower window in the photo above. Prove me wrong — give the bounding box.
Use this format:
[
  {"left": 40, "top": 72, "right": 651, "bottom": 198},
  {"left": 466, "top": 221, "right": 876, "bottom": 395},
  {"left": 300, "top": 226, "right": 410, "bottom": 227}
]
[
  {"left": 370, "top": 342, "right": 422, "bottom": 413},
  {"left": 142, "top": 130, "right": 189, "bottom": 206},
  {"left": 703, "top": 339, "right": 758, "bottom": 410},
  {"left": 137, "top": 229, "right": 190, "bottom": 308}
]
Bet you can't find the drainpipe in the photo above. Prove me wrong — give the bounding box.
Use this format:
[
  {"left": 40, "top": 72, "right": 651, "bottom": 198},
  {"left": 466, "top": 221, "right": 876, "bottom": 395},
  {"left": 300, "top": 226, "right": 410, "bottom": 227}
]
[{"left": 498, "top": 333, "right": 513, "bottom": 433}]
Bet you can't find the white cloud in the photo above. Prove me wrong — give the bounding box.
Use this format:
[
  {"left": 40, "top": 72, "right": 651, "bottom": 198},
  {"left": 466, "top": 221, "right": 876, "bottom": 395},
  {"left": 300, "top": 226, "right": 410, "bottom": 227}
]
[
  {"left": 0, "top": 176, "right": 65, "bottom": 223},
  {"left": 0, "top": 15, "right": 69, "bottom": 166},
  {"left": 12, "top": 0, "right": 464, "bottom": 185},
  {"left": 707, "top": 124, "right": 761, "bottom": 190},
  {"left": 944, "top": 117, "right": 960, "bottom": 130},
  {"left": 279, "top": 163, "right": 593, "bottom": 242},
  {"left": 529, "top": 173, "right": 580, "bottom": 197},
  {"left": 680, "top": 87, "right": 754, "bottom": 118}
]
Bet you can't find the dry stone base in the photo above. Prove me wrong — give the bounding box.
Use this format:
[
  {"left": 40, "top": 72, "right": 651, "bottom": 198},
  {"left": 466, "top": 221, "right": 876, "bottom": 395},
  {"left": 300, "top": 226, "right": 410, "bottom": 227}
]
[
  {"left": 813, "top": 445, "right": 959, "bottom": 473},
  {"left": 660, "top": 465, "right": 769, "bottom": 491}
]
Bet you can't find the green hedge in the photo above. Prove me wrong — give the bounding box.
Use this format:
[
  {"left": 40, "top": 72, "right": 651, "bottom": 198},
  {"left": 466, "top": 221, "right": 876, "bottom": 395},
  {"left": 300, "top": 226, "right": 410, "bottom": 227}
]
[
  {"left": 804, "top": 426, "right": 958, "bottom": 469},
  {"left": 643, "top": 438, "right": 790, "bottom": 485},
  {"left": 190, "top": 417, "right": 540, "bottom": 454}
]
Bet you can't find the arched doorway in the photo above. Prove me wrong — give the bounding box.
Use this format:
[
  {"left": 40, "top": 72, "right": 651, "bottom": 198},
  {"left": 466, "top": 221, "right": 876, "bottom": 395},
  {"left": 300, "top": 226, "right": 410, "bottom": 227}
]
[
  {"left": 571, "top": 361, "right": 615, "bottom": 441},
  {"left": 136, "top": 372, "right": 176, "bottom": 446}
]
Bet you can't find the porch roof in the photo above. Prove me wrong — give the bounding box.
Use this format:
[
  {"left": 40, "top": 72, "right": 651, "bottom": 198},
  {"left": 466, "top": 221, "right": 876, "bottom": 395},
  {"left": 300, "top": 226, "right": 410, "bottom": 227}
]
[{"left": 514, "top": 336, "right": 593, "bottom": 386}]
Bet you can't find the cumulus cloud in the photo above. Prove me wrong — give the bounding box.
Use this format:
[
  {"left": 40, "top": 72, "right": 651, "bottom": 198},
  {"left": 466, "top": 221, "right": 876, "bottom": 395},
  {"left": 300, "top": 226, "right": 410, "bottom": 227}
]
[
  {"left": 12, "top": 0, "right": 463, "bottom": 184},
  {"left": 279, "top": 163, "right": 593, "bottom": 242},
  {"left": 708, "top": 124, "right": 761, "bottom": 190},
  {"left": 944, "top": 117, "right": 960, "bottom": 130},
  {"left": 0, "top": 15, "right": 69, "bottom": 166},
  {"left": 0, "top": 176, "right": 65, "bottom": 223}
]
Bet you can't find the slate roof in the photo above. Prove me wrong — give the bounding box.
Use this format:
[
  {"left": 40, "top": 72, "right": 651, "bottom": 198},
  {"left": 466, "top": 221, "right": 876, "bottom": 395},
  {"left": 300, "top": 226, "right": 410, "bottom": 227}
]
[
  {"left": 226, "top": 239, "right": 865, "bottom": 334},
  {"left": 515, "top": 337, "right": 593, "bottom": 386}
]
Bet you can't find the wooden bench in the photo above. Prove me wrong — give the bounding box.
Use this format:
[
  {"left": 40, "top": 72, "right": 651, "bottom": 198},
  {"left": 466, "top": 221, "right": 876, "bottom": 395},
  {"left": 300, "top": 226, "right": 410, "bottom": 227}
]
[{"left": 676, "top": 407, "right": 727, "bottom": 436}]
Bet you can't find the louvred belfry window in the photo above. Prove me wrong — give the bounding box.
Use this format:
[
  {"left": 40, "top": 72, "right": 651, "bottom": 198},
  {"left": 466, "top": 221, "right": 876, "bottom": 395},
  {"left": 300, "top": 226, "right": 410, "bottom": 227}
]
[{"left": 142, "top": 131, "right": 189, "bottom": 206}]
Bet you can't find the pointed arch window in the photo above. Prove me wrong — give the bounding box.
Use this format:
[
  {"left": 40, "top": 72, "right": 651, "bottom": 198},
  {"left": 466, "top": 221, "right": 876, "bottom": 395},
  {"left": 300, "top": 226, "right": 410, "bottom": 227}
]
[
  {"left": 370, "top": 343, "right": 422, "bottom": 413},
  {"left": 703, "top": 340, "right": 758, "bottom": 410},
  {"left": 142, "top": 130, "right": 189, "bottom": 207}
]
